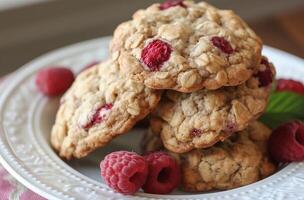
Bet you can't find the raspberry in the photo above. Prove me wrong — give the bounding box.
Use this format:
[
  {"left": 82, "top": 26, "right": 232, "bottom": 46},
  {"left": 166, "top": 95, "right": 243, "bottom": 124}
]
[
  {"left": 190, "top": 128, "right": 202, "bottom": 137},
  {"left": 224, "top": 121, "right": 237, "bottom": 133},
  {"left": 211, "top": 36, "right": 234, "bottom": 54},
  {"left": 143, "top": 152, "right": 180, "bottom": 194},
  {"left": 268, "top": 121, "right": 304, "bottom": 162},
  {"left": 160, "top": 0, "right": 186, "bottom": 10},
  {"left": 276, "top": 79, "right": 304, "bottom": 95},
  {"left": 83, "top": 103, "right": 113, "bottom": 130},
  {"left": 141, "top": 39, "right": 172, "bottom": 72},
  {"left": 82, "top": 61, "right": 100, "bottom": 72},
  {"left": 35, "top": 67, "right": 75, "bottom": 97},
  {"left": 255, "top": 58, "right": 273, "bottom": 87},
  {"left": 100, "top": 151, "right": 148, "bottom": 195}
]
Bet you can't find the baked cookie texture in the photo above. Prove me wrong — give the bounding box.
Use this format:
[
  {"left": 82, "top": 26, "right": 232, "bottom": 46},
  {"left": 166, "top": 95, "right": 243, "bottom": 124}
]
[
  {"left": 111, "top": 0, "right": 262, "bottom": 92},
  {"left": 152, "top": 58, "right": 276, "bottom": 153},
  {"left": 142, "top": 121, "right": 277, "bottom": 192},
  {"left": 51, "top": 57, "right": 162, "bottom": 159}
]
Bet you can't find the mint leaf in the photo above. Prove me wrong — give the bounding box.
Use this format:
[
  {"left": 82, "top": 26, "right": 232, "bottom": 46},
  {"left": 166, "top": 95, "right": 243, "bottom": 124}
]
[{"left": 260, "top": 92, "right": 304, "bottom": 128}]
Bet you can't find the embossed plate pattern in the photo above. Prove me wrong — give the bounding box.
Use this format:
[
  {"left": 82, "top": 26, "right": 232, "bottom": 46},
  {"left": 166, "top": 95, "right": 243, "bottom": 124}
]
[{"left": 0, "top": 37, "right": 303, "bottom": 200}]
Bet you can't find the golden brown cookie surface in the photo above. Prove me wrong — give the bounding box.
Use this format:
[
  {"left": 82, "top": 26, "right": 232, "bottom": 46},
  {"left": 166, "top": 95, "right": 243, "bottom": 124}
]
[
  {"left": 51, "top": 58, "right": 161, "bottom": 159},
  {"left": 152, "top": 58, "right": 275, "bottom": 153},
  {"left": 111, "top": 1, "right": 262, "bottom": 92},
  {"left": 142, "top": 121, "right": 277, "bottom": 192}
]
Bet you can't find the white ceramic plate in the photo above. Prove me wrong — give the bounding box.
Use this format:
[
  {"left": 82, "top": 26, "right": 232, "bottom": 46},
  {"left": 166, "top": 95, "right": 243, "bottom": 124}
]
[{"left": 0, "top": 37, "right": 303, "bottom": 200}]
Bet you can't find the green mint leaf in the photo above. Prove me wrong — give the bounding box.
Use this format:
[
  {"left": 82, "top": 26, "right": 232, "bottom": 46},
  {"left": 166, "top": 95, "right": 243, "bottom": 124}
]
[{"left": 260, "top": 92, "right": 304, "bottom": 128}]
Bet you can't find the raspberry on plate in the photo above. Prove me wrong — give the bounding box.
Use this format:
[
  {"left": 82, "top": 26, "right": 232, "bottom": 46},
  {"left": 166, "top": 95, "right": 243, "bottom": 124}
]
[
  {"left": 276, "top": 79, "right": 304, "bottom": 95},
  {"left": 143, "top": 152, "right": 180, "bottom": 194},
  {"left": 100, "top": 151, "right": 148, "bottom": 195},
  {"left": 268, "top": 121, "right": 304, "bottom": 162},
  {"left": 35, "top": 67, "right": 75, "bottom": 97}
]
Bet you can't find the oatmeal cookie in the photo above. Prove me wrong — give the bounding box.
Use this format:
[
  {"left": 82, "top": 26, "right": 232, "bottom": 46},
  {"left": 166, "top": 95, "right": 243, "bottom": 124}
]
[
  {"left": 51, "top": 58, "right": 162, "bottom": 159},
  {"left": 142, "top": 121, "right": 277, "bottom": 192},
  {"left": 111, "top": 0, "right": 262, "bottom": 92},
  {"left": 152, "top": 58, "right": 275, "bottom": 153}
]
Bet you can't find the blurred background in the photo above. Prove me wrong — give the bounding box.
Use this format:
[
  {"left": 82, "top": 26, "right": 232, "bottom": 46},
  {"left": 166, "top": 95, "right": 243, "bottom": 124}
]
[{"left": 0, "top": 0, "right": 303, "bottom": 76}]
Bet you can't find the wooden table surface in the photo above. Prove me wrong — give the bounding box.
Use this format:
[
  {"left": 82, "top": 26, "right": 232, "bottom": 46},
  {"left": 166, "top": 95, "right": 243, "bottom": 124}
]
[
  {"left": 250, "top": 7, "right": 304, "bottom": 59},
  {"left": 0, "top": 1, "right": 303, "bottom": 76}
]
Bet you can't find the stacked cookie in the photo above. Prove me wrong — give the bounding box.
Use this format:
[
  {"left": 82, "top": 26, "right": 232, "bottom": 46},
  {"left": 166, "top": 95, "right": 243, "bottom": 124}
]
[
  {"left": 143, "top": 121, "right": 277, "bottom": 192},
  {"left": 51, "top": 0, "right": 277, "bottom": 192}
]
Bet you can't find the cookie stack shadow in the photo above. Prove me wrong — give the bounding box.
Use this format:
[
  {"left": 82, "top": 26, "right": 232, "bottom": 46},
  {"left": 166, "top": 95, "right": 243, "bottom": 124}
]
[{"left": 51, "top": 0, "right": 277, "bottom": 193}]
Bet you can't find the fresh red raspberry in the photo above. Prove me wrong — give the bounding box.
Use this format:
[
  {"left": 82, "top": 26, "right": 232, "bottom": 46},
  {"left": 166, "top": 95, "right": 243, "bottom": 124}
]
[
  {"left": 83, "top": 103, "right": 113, "bottom": 130},
  {"left": 255, "top": 58, "right": 274, "bottom": 87},
  {"left": 35, "top": 67, "right": 75, "bottom": 97},
  {"left": 268, "top": 121, "right": 304, "bottom": 162},
  {"left": 141, "top": 39, "right": 172, "bottom": 72},
  {"left": 160, "top": 0, "right": 186, "bottom": 10},
  {"left": 276, "top": 79, "right": 304, "bottom": 95},
  {"left": 143, "top": 152, "right": 180, "bottom": 194},
  {"left": 100, "top": 151, "right": 148, "bottom": 195},
  {"left": 211, "top": 36, "right": 234, "bottom": 54},
  {"left": 190, "top": 128, "right": 202, "bottom": 137},
  {"left": 82, "top": 61, "right": 100, "bottom": 72}
]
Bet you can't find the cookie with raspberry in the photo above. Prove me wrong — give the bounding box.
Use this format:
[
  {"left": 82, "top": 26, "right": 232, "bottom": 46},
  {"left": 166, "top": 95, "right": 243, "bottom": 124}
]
[
  {"left": 111, "top": 0, "right": 262, "bottom": 92},
  {"left": 151, "top": 58, "right": 275, "bottom": 153},
  {"left": 142, "top": 121, "right": 277, "bottom": 192},
  {"left": 51, "top": 57, "right": 161, "bottom": 159}
]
